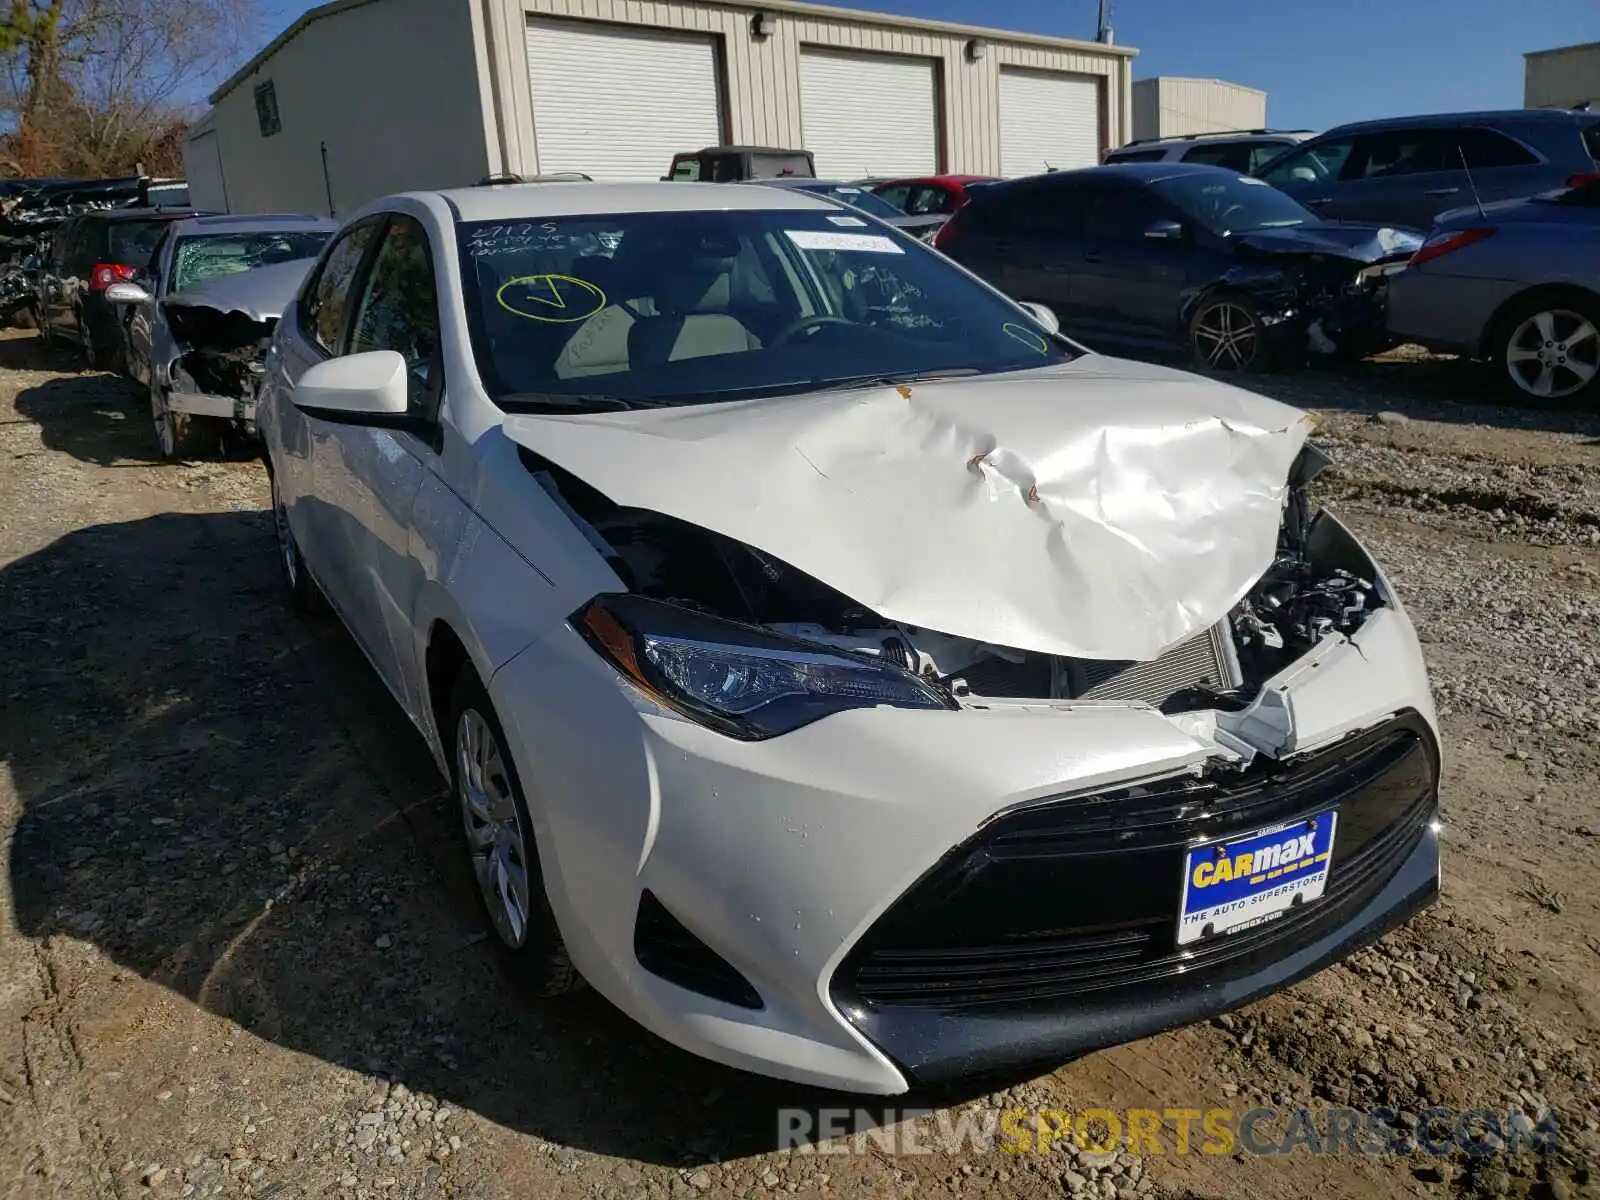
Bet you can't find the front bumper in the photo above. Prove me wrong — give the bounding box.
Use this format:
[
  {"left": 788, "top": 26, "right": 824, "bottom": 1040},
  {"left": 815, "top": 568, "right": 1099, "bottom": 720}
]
[
  {"left": 832, "top": 713, "right": 1439, "bottom": 1084},
  {"left": 166, "top": 389, "right": 257, "bottom": 428}
]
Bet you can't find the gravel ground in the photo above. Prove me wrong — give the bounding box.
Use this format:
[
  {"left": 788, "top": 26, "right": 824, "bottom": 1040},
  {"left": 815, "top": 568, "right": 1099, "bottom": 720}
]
[{"left": 0, "top": 332, "right": 1596, "bottom": 1200}]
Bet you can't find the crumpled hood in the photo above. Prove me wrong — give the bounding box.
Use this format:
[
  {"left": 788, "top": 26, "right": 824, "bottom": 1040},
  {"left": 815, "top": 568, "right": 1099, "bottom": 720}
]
[
  {"left": 504, "top": 357, "right": 1315, "bottom": 661},
  {"left": 162, "top": 257, "right": 318, "bottom": 321},
  {"left": 1232, "top": 221, "right": 1424, "bottom": 263}
]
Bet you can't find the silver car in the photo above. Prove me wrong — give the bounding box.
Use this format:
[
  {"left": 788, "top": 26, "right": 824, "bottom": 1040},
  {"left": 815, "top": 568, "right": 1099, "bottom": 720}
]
[
  {"left": 1385, "top": 176, "right": 1600, "bottom": 406},
  {"left": 109, "top": 213, "right": 336, "bottom": 457}
]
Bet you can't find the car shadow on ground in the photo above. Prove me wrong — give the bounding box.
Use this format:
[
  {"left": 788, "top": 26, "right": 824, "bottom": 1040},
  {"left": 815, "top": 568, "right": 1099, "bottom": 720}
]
[
  {"left": 0, "top": 509, "right": 1035, "bottom": 1167},
  {"left": 0, "top": 332, "right": 161, "bottom": 468}
]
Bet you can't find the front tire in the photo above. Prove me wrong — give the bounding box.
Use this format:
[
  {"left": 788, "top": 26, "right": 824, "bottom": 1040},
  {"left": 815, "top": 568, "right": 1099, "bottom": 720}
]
[
  {"left": 1189, "top": 294, "right": 1265, "bottom": 372},
  {"left": 1492, "top": 294, "right": 1600, "bottom": 407},
  {"left": 269, "top": 466, "right": 323, "bottom": 613},
  {"left": 448, "top": 667, "right": 581, "bottom": 997}
]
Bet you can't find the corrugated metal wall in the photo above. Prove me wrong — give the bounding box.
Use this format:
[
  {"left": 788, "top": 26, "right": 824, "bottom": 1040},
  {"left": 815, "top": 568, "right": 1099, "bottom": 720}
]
[
  {"left": 1130, "top": 77, "right": 1266, "bottom": 142},
  {"left": 482, "top": 0, "right": 1132, "bottom": 176},
  {"left": 1525, "top": 43, "right": 1600, "bottom": 109}
]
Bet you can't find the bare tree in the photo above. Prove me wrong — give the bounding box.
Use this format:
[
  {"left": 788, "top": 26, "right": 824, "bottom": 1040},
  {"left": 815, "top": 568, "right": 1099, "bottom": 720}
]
[{"left": 1, "top": 0, "right": 262, "bottom": 176}]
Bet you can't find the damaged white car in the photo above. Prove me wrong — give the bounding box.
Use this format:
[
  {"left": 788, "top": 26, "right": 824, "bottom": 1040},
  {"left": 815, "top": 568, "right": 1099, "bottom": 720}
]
[
  {"left": 109, "top": 213, "right": 337, "bottom": 458},
  {"left": 260, "top": 183, "right": 1442, "bottom": 1094}
]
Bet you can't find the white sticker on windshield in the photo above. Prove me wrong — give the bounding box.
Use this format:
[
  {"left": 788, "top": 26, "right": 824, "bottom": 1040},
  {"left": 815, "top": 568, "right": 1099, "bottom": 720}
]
[
  {"left": 785, "top": 229, "right": 904, "bottom": 254},
  {"left": 827, "top": 215, "right": 868, "bottom": 227}
]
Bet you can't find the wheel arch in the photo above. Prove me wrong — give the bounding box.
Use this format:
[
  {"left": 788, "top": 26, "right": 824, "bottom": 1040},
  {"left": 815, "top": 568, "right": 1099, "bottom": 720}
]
[{"left": 1478, "top": 281, "right": 1600, "bottom": 360}]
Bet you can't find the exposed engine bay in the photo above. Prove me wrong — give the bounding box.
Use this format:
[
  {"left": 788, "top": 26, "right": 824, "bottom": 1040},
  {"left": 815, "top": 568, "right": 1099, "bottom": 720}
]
[
  {"left": 528, "top": 441, "right": 1381, "bottom": 714},
  {"left": 165, "top": 304, "right": 273, "bottom": 419}
]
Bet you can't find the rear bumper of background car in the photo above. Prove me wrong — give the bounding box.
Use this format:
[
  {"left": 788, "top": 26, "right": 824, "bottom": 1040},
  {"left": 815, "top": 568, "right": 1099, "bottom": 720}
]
[{"left": 487, "top": 582, "right": 1441, "bottom": 1094}]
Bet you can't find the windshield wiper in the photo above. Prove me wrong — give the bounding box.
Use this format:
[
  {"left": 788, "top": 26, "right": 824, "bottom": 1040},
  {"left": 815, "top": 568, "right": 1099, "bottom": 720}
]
[
  {"left": 823, "top": 367, "right": 987, "bottom": 391},
  {"left": 497, "top": 392, "right": 664, "bottom": 414}
]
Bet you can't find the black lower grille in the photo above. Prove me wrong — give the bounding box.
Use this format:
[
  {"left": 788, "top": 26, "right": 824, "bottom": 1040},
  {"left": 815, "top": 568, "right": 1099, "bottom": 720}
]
[
  {"left": 834, "top": 712, "right": 1437, "bottom": 1012},
  {"left": 634, "top": 890, "right": 763, "bottom": 1009}
]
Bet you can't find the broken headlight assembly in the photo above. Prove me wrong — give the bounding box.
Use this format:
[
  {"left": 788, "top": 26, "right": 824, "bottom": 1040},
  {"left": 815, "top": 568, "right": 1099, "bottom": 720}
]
[{"left": 575, "top": 593, "right": 955, "bottom": 739}]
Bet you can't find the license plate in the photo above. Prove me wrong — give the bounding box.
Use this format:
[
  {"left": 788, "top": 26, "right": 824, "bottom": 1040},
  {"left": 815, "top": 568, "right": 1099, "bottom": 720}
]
[{"left": 1177, "top": 811, "right": 1337, "bottom": 945}]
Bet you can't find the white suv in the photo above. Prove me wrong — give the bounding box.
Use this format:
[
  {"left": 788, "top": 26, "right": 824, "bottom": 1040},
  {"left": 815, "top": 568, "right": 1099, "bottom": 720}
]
[{"left": 1104, "top": 128, "right": 1315, "bottom": 173}]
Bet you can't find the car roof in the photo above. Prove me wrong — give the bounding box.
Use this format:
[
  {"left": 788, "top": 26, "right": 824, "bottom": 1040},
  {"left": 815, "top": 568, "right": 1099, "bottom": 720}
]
[
  {"left": 872, "top": 174, "right": 997, "bottom": 185},
  {"left": 756, "top": 178, "right": 865, "bottom": 189},
  {"left": 169, "top": 213, "right": 339, "bottom": 236},
  {"left": 988, "top": 162, "right": 1241, "bottom": 189},
  {"left": 78, "top": 207, "right": 206, "bottom": 223},
  {"left": 436, "top": 180, "right": 835, "bottom": 222},
  {"left": 1316, "top": 108, "right": 1592, "bottom": 138}
]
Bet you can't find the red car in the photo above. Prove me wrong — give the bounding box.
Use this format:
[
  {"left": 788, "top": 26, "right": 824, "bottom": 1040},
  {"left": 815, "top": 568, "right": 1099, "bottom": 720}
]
[{"left": 869, "top": 174, "right": 999, "bottom": 217}]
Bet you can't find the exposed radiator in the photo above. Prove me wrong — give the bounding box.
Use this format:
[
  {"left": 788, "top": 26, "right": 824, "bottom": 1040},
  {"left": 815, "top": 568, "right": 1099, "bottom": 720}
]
[{"left": 1063, "top": 622, "right": 1242, "bottom": 705}]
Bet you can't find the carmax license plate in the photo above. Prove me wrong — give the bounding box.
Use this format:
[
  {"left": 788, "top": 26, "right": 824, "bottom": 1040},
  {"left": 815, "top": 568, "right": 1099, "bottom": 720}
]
[{"left": 1177, "top": 812, "right": 1337, "bottom": 946}]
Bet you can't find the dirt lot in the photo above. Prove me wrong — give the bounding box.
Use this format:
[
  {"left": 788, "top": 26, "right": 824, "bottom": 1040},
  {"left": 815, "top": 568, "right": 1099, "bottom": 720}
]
[{"left": 1, "top": 330, "right": 1597, "bottom": 1200}]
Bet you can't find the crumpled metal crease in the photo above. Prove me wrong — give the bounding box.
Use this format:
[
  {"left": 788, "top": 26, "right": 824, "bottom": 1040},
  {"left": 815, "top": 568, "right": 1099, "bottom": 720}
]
[{"left": 504, "top": 359, "right": 1314, "bottom": 661}]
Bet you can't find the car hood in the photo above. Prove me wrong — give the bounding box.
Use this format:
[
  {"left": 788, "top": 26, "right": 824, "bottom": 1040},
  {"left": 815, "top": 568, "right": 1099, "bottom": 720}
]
[
  {"left": 1231, "top": 221, "right": 1425, "bottom": 263},
  {"left": 163, "top": 257, "right": 318, "bottom": 321},
  {"left": 503, "top": 356, "right": 1315, "bottom": 661}
]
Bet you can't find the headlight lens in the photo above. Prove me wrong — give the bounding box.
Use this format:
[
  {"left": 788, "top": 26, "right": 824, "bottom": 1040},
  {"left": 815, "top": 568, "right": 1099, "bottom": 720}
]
[{"left": 575, "top": 594, "right": 953, "bottom": 739}]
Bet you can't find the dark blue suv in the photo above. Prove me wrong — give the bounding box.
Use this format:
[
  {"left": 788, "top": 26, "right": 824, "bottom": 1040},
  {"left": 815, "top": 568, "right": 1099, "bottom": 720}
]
[{"left": 1253, "top": 109, "right": 1600, "bottom": 229}]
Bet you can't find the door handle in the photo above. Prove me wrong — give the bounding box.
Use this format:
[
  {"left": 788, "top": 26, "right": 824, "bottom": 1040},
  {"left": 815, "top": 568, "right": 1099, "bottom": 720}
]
[
  {"left": 1306, "top": 197, "right": 1332, "bottom": 207},
  {"left": 1424, "top": 187, "right": 1460, "bottom": 198},
  {"left": 1083, "top": 252, "right": 1104, "bottom": 264}
]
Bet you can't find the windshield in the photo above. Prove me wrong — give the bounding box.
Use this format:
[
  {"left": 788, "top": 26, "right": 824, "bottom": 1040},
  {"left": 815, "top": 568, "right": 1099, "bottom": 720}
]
[
  {"left": 800, "top": 185, "right": 906, "bottom": 219},
  {"left": 1151, "top": 173, "right": 1315, "bottom": 234},
  {"left": 458, "top": 209, "right": 1075, "bottom": 408},
  {"left": 171, "top": 230, "right": 331, "bottom": 292}
]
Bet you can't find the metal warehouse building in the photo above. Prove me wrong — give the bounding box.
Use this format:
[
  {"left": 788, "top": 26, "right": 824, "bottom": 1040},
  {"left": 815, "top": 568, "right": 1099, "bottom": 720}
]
[
  {"left": 1524, "top": 41, "right": 1600, "bottom": 111},
  {"left": 185, "top": 0, "right": 1136, "bottom": 216},
  {"left": 1130, "top": 76, "right": 1267, "bottom": 143}
]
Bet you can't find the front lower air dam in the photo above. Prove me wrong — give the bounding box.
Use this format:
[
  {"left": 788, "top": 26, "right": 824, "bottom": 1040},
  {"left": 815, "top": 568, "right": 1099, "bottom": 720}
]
[{"left": 829, "top": 713, "right": 1440, "bottom": 1084}]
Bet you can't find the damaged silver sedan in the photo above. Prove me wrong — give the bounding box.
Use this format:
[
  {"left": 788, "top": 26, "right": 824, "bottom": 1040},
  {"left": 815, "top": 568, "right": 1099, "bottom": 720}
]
[{"left": 108, "top": 214, "right": 336, "bottom": 458}]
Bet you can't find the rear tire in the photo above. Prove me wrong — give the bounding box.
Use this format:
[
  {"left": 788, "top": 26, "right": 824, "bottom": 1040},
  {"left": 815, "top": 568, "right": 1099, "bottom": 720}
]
[
  {"left": 448, "top": 667, "right": 581, "bottom": 998},
  {"left": 1490, "top": 293, "right": 1600, "bottom": 408}
]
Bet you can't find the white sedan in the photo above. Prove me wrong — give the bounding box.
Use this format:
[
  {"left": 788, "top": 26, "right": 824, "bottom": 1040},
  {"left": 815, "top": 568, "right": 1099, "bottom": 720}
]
[{"left": 260, "top": 181, "right": 1442, "bottom": 1095}]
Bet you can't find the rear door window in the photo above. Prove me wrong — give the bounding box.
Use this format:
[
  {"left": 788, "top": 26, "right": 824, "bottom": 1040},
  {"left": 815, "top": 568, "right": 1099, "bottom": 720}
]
[
  {"left": 107, "top": 220, "right": 171, "bottom": 266},
  {"left": 1181, "top": 142, "right": 1253, "bottom": 172},
  {"left": 905, "top": 185, "right": 951, "bottom": 215},
  {"left": 1341, "top": 130, "right": 1456, "bottom": 180},
  {"left": 1004, "top": 184, "right": 1086, "bottom": 237},
  {"left": 874, "top": 185, "right": 911, "bottom": 211},
  {"left": 1455, "top": 127, "right": 1541, "bottom": 169}
]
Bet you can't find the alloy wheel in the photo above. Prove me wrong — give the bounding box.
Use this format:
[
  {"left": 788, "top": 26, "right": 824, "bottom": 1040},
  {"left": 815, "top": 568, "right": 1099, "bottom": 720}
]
[
  {"left": 1193, "top": 301, "right": 1260, "bottom": 370},
  {"left": 1504, "top": 309, "right": 1599, "bottom": 401},
  {"left": 457, "top": 709, "right": 532, "bottom": 949}
]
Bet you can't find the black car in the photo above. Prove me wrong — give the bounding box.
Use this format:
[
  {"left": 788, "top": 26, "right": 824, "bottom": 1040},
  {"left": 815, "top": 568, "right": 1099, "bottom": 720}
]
[
  {"left": 36, "top": 207, "right": 202, "bottom": 369},
  {"left": 933, "top": 163, "right": 1424, "bottom": 370}
]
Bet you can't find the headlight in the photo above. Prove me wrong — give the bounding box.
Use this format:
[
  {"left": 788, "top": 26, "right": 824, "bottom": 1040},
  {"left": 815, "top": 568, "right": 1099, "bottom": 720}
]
[{"left": 575, "top": 594, "right": 954, "bottom": 739}]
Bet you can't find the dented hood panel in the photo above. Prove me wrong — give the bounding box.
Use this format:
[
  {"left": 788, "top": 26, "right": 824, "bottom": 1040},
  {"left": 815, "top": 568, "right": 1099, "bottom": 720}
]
[
  {"left": 162, "top": 258, "right": 317, "bottom": 322},
  {"left": 1232, "top": 221, "right": 1425, "bottom": 263},
  {"left": 504, "top": 357, "right": 1315, "bottom": 661}
]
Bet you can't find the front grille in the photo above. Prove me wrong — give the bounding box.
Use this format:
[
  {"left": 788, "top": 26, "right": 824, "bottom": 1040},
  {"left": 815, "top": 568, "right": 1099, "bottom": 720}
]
[
  {"left": 834, "top": 712, "right": 1437, "bottom": 1012},
  {"left": 634, "top": 890, "right": 763, "bottom": 1009}
]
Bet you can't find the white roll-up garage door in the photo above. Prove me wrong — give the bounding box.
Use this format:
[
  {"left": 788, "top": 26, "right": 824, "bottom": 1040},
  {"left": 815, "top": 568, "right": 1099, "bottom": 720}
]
[
  {"left": 525, "top": 19, "right": 724, "bottom": 182},
  {"left": 998, "top": 68, "right": 1101, "bottom": 178},
  {"left": 799, "top": 49, "right": 938, "bottom": 179}
]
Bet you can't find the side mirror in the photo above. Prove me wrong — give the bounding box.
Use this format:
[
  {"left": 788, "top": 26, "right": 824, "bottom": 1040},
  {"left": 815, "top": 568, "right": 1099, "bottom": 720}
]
[
  {"left": 104, "top": 281, "right": 151, "bottom": 305},
  {"left": 293, "top": 350, "right": 409, "bottom": 425},
  {"left": 1143, "top": 219, "right": 1185, "bottom": 242},
  {"left": 1016, "top": 301, "right": 1060, "bottom": 335}
]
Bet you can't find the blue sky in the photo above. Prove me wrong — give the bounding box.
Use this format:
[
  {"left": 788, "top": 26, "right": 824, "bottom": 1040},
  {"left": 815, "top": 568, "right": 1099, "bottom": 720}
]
[{"left": 259, "top": 0, "right": 1599, "bottom": 131}]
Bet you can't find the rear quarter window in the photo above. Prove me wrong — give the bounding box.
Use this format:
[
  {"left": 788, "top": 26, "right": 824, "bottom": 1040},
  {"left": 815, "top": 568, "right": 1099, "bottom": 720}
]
[{"left": 1582, "top": 120, "right": 1600, "bottom": 164}]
